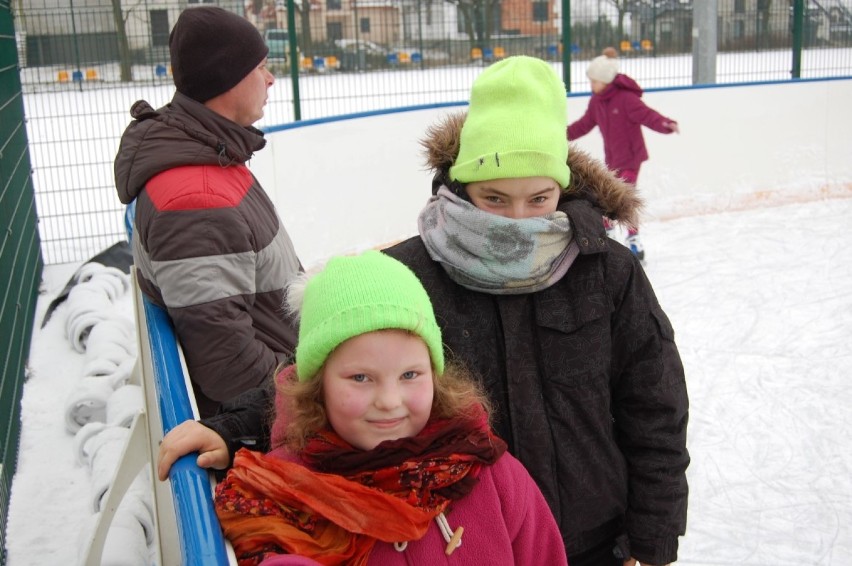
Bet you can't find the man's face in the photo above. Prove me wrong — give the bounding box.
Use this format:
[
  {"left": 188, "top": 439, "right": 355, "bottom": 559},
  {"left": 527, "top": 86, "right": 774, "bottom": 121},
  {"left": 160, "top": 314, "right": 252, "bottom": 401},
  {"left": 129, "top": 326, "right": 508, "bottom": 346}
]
[{"left": 209, "top": 58, "right": 275, "bottom": 127}]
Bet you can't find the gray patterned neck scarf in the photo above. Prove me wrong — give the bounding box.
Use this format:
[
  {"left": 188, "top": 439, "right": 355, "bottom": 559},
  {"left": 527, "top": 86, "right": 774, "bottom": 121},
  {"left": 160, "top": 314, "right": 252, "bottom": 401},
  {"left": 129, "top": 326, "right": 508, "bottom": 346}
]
[{"left": 418, "top": 187, "right": 579, "bottom": 295}]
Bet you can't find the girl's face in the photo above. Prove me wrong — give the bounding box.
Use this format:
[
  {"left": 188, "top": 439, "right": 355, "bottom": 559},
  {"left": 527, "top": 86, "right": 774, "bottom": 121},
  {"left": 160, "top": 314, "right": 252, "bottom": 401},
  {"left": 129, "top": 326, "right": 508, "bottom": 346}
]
[
  {"left": 465, "top": 176, "right": 561, "bottom": 219},
  {"left": 590, "top": 79, "right": 608, "bottom": 94},
  {"left": 321, "top": 329, "right": 434, "bottom": 451}
]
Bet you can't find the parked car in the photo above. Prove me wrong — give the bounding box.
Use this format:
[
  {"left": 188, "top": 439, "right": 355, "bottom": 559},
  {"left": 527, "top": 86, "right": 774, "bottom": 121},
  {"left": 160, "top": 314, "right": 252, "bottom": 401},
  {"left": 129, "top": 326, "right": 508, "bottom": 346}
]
[
  {"left": 332, "top": 39, "right": 390, "bottom": 71},
  {"left": 265, "top": 29, "right": 289, "bottom": 60},
  {"left": 265, "top": 29, "right": 296, "bottom": 74},
  {"left": 333, "top": 38, "right": 388, "bottom": 56},
  {"left": 393, "top": 46, "right": 450, "bottom": 63}
]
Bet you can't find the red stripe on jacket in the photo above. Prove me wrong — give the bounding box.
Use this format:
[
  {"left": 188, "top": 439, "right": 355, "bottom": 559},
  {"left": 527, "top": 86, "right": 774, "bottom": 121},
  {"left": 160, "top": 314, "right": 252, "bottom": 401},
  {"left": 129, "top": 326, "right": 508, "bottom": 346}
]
[{"left": 146, "top": 164, "right": 253, "bottom": 211}]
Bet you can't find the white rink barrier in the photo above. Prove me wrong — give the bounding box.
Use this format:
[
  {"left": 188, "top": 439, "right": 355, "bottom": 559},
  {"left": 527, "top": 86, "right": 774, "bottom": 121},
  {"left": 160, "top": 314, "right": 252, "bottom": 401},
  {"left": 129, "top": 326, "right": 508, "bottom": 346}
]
[{"left": 253, "top": 77, "right": 852, "bottom": 269}]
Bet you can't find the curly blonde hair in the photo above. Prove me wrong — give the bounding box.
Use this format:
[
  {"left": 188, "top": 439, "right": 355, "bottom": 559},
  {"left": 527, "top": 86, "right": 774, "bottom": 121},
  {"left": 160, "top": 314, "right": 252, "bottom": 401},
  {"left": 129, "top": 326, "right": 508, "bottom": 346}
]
[{"left": 279, "top": 349, "right": 491, "bottom": 451}]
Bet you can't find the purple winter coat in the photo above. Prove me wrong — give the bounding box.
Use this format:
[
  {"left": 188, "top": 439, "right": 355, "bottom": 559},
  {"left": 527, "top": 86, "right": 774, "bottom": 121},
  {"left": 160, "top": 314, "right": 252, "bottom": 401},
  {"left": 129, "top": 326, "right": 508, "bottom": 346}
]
[
  {"left": 258, "top": 452, "right": 568, "bottom": 566},
  {"left": 567, "top": 74, "right": 675, "bottom": 173}
]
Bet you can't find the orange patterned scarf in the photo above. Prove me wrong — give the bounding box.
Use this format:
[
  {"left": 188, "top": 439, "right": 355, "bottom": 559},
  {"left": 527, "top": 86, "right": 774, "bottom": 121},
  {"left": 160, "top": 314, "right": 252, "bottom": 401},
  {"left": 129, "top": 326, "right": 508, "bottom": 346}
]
[{"left": 215, "top": 406, "right": 505, "bottom": 565}]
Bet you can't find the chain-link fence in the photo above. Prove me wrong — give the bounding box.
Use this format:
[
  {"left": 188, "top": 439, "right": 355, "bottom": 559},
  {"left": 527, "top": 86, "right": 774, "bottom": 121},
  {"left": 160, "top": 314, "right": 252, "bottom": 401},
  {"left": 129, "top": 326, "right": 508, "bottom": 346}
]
[{"left": 12, "top": 0, "right": 852, "bottom": 264}]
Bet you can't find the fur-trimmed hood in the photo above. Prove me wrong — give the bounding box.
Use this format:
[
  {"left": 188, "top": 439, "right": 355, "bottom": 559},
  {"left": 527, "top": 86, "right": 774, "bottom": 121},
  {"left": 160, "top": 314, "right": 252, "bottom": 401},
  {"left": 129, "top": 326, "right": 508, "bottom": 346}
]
[{"left": 420, "top": 112, "right": 641, "bottom": 226}]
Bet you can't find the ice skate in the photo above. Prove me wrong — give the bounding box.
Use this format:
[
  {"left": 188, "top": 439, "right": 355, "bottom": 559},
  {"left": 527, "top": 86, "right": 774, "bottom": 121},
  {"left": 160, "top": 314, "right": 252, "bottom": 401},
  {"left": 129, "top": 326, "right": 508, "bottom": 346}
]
[{"left": 627, "top": 233, "right": 645, "bottom": 262}]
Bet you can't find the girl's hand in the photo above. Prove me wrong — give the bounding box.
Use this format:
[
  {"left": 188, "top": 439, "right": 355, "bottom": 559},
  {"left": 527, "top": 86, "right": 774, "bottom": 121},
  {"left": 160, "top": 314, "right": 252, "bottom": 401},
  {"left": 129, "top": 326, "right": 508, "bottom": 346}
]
[
  {"left": 157, "top": 420, "right": 229, "bottom": 481},
  {"left": 667, "top": 121, "right": 680, "bottom": 134}
]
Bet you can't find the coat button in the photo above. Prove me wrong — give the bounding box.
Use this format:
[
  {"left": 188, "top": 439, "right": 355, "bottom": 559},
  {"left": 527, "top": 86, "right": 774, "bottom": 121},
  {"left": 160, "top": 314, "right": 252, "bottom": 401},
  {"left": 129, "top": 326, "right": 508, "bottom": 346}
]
[
  {"left": 597, "top": 237, "right": 605, "bottom": 245},
  {"left": 580, "top": 237, "right": 589, "bottom": 246},
  {"left": 462, "top": 329, "right": 471, "bottom": 338}
]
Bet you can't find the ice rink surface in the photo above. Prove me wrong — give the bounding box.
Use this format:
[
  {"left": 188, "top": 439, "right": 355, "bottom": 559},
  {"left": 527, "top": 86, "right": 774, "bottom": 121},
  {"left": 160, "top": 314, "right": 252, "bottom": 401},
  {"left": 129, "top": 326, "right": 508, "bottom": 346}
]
[
  {"left": 7, "top": 195, "right": 852, "bottom": 564},
  {"left": 641, "top": 197, "right": 852, "bottom": 564}
]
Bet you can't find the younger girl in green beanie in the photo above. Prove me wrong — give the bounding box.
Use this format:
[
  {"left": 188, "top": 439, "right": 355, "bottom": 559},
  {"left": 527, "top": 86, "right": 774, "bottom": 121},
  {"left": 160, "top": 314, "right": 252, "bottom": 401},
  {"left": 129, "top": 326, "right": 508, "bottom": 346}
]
[{"left": 212, "top": 250, "right": 566, "bottom": 565}]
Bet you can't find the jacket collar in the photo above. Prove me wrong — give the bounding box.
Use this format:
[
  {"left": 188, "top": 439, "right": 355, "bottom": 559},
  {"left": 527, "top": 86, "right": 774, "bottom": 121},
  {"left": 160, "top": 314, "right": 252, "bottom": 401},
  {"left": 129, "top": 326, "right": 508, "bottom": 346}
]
[
  {"left": 116, "top": 92, "right": 267, "bottom": 203},
  {"left": 157, "top": 92, "right": 266, "bottom": 163}
]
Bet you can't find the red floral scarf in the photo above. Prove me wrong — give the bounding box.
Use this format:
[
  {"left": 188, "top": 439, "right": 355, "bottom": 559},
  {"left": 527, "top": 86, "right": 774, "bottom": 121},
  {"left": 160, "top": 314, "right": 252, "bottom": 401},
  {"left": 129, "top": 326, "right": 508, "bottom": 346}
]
[{"left": 215, "top": 405, "right": 506, "bottom": 565}]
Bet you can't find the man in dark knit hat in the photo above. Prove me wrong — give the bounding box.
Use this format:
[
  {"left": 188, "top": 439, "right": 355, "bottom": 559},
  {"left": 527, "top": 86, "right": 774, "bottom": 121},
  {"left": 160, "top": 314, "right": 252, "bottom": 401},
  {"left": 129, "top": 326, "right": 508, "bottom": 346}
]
[{"left": 114, "top": 6, "right": 302, "bottom": 419}]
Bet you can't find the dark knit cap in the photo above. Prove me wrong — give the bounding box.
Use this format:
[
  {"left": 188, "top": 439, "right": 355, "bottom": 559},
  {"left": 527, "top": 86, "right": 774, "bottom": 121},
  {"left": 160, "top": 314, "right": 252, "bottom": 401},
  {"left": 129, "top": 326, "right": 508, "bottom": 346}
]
[{"left": 169, "top": 6, "right": 269, "bottom": 103}]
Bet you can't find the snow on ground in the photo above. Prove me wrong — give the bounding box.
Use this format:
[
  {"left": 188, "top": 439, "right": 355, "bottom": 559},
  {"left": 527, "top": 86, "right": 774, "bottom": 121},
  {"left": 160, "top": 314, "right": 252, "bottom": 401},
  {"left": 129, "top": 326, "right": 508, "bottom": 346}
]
[
  {"left": 7, "top": 262, "right": 136, "bottom": 563},
  {"left": 6, "top": 193, "right": 852, "bottom": 564}
]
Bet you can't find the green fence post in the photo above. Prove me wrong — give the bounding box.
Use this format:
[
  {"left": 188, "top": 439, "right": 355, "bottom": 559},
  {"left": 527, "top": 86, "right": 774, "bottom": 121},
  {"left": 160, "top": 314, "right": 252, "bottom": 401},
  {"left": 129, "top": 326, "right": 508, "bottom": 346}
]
[
  {"left": 1, "top": 3, "right": 44, "bottom": 558},
  {"left": 791, "top": 0, "right": 804, "bottom": 78},
  {"left": 562, "top": 0, "right": 571, "bottom": 92},
  {"left": 652, "top": 2, "right": 657, "bottom": 58},
  {"left": 286, "top": 0, "right": 301, "bottom": 121},
  {"left": 416, "top": 0, "right": 425, "bottom": 69}
]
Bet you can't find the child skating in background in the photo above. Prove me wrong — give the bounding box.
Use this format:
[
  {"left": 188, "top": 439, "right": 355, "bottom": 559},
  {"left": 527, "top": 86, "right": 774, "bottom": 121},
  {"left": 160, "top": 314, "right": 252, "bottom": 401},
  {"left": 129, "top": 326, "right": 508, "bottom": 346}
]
[
  {"left": 568, "top": 46, "right": 680, "bottom": 261},
  {"left": 213, "top": 250, "right": 567, "bottom": 566}
]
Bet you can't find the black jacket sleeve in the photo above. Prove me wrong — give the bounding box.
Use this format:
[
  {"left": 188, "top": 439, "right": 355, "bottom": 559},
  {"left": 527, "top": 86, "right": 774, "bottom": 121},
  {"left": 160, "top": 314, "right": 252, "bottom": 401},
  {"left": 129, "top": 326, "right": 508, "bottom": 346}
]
[
  {"left": 609, "top": 258, "right": 690, "bottom": 565},
  {"left": 198, "top": 382, "right": 275, "bottom": 467}
]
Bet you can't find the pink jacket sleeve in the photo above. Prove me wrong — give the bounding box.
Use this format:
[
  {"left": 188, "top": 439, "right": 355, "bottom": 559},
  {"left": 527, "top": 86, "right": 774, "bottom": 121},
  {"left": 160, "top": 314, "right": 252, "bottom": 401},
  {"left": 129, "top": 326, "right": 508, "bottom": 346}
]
[
  {"left": 624, "top": 94, "right": 675, "bottom": 134},
  {"left": 567, "top": 105, "right": 597, "bottom": 141}
]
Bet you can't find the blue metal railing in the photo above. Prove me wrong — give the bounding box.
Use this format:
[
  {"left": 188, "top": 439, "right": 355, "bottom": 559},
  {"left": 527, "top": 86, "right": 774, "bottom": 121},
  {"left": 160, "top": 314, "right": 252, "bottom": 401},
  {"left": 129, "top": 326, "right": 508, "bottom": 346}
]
[{"left": 142, "top": 297, "right": 230, "bottom": 565}]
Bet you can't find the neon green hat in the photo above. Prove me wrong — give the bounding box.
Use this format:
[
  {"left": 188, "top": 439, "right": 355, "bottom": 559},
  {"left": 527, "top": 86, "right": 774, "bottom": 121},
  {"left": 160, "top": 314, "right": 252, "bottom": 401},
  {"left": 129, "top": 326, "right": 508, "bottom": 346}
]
[
  {"left": 450, "top": 56, "right": 571, "bottom": 188},
  {"left": 294, "top": 250, "right": 445, "bottom": 381}
]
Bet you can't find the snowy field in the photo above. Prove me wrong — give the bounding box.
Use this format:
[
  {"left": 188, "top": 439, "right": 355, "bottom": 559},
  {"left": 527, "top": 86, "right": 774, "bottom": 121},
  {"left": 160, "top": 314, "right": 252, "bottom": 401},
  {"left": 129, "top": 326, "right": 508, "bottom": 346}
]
[{"left": 6, "top": 195, "right": 852, "bottom": 564}]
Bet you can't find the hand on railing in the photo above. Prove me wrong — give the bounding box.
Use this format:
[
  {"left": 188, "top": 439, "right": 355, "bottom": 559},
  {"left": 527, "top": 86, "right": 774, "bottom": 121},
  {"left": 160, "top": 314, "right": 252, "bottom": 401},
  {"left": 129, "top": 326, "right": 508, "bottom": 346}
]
[{"left": 158, "top": 420, "right": 230, "bottom": 481}]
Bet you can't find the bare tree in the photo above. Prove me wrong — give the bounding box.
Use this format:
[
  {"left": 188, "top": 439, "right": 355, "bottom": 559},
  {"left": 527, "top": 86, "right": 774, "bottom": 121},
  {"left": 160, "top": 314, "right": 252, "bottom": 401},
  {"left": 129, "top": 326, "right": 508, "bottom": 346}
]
[
  {"left": 296, "top": 0, "right": 313, "bottom": 56},
  {"left": 757, "top": 0, "right": 772, "bottom": 48},
  {"left": 110, "top": 0, "right": 133, "bottom": 82},
  {"left": 604, "top": 0, "right": 630, "bottom": 42},
  {"left": 443, "top": 0, "right": 500, "bottom": 46}
]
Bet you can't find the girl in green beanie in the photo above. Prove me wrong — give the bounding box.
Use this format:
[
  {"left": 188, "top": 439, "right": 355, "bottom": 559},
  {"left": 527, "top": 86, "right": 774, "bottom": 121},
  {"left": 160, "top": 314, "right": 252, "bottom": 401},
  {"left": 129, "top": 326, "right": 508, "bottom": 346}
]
[
  {"left": 211, "top": 250, "right": 567, "bottom": 565},
  {"left": 394, "top": 56, "right": 688, "bottom": 566}
]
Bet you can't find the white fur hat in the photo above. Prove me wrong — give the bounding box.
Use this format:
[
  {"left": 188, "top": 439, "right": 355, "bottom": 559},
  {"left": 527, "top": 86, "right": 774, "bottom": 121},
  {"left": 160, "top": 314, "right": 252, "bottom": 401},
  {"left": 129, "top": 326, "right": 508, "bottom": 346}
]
[{"left": 586, "top": 48, "right": 619, "bottom": 84}]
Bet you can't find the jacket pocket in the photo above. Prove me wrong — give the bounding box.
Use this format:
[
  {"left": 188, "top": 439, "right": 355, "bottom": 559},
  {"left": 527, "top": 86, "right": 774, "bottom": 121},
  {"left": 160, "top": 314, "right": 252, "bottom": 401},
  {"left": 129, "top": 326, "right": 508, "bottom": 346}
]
[
  {"left": 651, "top": 306, "right": 676, "bottom": 342},
  {"left": 533, "top": 290, "right": 611, "bottom": 389},
  {"left": 534, "top": 289, "right": 610, "bottom": 334}
]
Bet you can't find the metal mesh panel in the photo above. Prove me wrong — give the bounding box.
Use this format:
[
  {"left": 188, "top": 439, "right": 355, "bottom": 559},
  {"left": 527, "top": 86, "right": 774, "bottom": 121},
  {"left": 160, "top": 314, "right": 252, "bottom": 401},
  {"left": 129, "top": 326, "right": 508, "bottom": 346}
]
[
  {"left": 0, "top": 0, "right": 43, "bottom": 561},
  {"left": 11, "top": 0, "right": 852, "bottom": 264}
]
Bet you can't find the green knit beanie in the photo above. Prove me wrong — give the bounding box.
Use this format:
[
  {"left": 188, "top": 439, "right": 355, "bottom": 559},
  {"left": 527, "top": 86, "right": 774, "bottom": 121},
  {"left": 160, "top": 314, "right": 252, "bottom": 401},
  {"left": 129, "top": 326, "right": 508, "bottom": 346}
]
[
  {"left": 450, "top": 56, "right": 571, "bottom": 188},
  {"left": 294, "top": 250, "right": 445, "bottom": 381}
]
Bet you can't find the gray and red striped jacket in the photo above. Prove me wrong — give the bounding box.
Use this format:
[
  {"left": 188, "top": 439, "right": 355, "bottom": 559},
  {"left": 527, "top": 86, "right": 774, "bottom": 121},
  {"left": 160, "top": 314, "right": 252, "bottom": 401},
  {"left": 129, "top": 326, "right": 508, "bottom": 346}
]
[{"left": 114, "top": 92, "right": 300, "bottom": 418}]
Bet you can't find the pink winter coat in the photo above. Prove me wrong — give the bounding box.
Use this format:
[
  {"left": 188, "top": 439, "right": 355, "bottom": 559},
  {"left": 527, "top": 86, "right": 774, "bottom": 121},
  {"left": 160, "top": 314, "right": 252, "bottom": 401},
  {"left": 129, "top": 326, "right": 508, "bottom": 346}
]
[
  {"left": 258, "top": 452, "right": 568, "bottom": 566},
  {"left": 567, "top": 74, "right": 675, "bottom": 173}
]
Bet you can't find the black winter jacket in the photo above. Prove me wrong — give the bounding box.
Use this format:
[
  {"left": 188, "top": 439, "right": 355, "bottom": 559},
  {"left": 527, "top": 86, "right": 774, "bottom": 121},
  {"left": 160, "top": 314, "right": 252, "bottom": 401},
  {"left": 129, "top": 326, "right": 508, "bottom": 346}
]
[{"left": 391, "top": 113, "right": 687, "bottom": 563}]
